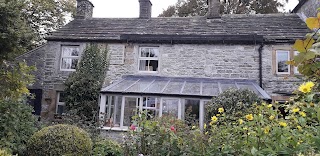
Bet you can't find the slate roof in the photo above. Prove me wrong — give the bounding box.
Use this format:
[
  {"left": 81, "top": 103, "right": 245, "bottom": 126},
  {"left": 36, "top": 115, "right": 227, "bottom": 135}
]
[{"left": 47, "top": 14, "right": 309, "bottom": 44}]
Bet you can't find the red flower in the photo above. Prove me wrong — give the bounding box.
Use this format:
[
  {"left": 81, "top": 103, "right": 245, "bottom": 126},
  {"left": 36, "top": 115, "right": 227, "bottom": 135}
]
[
  {"left": 130, "top": 125, "right": 136, "bottom": 131},
  {"left": 170, "top": 126, "right": 176, "bottom": 132}
]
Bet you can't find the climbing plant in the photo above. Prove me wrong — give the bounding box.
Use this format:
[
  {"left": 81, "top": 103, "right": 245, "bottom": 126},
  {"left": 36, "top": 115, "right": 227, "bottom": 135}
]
[{"left": 64, "top": 43, "right": 108, "bottom": 122}]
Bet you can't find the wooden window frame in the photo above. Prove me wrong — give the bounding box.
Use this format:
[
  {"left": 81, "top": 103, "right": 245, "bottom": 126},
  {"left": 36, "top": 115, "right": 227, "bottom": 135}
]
[
  {"left": 60, "top": 45, "right": 80, "bottom": 71},
  {"left": 273, "top": 49, "right": 300, "bottom": 76}
]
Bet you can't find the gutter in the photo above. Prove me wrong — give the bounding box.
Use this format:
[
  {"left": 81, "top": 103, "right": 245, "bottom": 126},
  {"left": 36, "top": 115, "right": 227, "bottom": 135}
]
[{"left": 258, "top": 43, "right": 264, "bottom": 88}]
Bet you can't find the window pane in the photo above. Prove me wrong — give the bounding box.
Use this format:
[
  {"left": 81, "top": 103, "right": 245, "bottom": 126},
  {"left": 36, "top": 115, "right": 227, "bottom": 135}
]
[
  {"left": 162, "top": 99, "right": 179, "bottom": 118},
  {"left": 123, "top": 97, "right": 139, "bottom": 126},
  {"left": 220, "top": 83, "right": 237, "bottom": 92},
  {"left": 163, "top": 81, "right": 184, "bottom": 94},
  {"left": 62, "top": 46, "right": 79, "bottom": 57},
  {"left": 182, "top": 82, "right": 201, "bottom": 95},
  {"left": 202, "top": 83, "right": 219, "bottom": 96},
  {"left": 144, "top": 80, "right": 168, "bottom": 93},
  {"left": 184, "top": 99, "right": 200, "bottom": 125},
  {"left": 105, "top": 96, "right": 121, "bottom": 127},
  {"left": 126, "top": 79, "right": 153, "bottom": 92},
  {"left": 139, "top": 60, "right": 158, "bottom": 71},
  {"left": 140, "top": 47, "right": 159, "bottom": 58},
  {"left": 277, "top": 51, "right": 289, "bottom": 73},
  {"left": 61, "top": 58, "right": 78, "bottom": 70},
  {"left": 58, "top": 92, "right": 66, "bottom": 102},
  {"left": 142, "top": 97, "right": 159, "bottom": 118},
  {"left": 57, "top": 105, "right": 65, "bottom": 115}
]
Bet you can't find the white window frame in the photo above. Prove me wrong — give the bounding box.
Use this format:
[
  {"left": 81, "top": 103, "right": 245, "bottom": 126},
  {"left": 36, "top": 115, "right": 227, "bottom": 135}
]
[
  {"left": 294, "top": 51, "right": 300, "bottom": 74},
  {"left": 138, "top": 47, "right": 159, "bottom": 74},
  {"left": 276, "top": 50, "right": 290, "bottom": 75},
  {"left": 99, "top": 95, "right": 210, "bottom": 131},
  {"left": 60, "top": 45, "right": 80, "bottom": 71},
  {"left": 56, "top": 92, "right": 66, "bottom": 115}
]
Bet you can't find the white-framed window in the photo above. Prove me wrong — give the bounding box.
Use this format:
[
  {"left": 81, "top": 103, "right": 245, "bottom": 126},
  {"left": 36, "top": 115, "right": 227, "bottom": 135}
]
[
  {"left": 276, "top": 50, "right": 290, "bottom": 74},
  {"left": 100, "top": 95, "right": 209, "bottom": 130},
  {"left": 138, "top": 47, "right": 159, "bottom": 73},
  {"left": 294, "top": 51, "right": 300, "bottom": 74},
  {"left": 56, "top": 92, "right": 66, "bottom": 115},
  {"left": 60, "top": 46, "right": 80, "bottom": 71}
]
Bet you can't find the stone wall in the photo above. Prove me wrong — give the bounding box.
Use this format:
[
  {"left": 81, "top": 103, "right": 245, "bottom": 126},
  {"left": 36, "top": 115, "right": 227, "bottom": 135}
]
[
  {"left": 15, "top": 45, "right": 46, "bottom": 89},
  {"left": 39, "top": 41, "right": 302, "bottom": 117},
  {"left": 297, "top": 0, "right": 320, "bottom": 17}
]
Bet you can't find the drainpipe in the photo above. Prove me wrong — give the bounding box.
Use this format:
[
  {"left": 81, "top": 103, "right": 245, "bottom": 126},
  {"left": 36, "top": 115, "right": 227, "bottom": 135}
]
[{"left": 258, "top": 44, "right": 264, "bottom": 88}]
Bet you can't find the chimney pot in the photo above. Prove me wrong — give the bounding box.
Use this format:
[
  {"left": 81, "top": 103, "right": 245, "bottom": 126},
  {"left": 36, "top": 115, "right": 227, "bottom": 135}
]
[
  {"left": 76, "top": 0, "right": 94, "bottom": 19},
  {"left": 139, "top": 0, "right": 152, "bottom": 19},
  {"left": 207, "top": 0, "right": 220, "bottom": 19}
]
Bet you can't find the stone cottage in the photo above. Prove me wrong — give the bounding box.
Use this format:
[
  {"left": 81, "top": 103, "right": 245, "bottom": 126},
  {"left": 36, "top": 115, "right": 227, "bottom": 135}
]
[{"left": 21, "top": 0, "right": 315, "bottom": 130}]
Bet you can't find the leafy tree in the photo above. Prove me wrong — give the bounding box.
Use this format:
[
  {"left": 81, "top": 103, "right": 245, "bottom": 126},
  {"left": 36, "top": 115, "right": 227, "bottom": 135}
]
[
  {"left": 23, "top": 0, "right": 76, "bottom": 44},
  {"left": 0, "top": 0, "right": 35, "bottom": 62},
  {"left": 0, "top": 99, "right": 37, "bottom": 155},
  {"left": 159, "top": 0, "right": 288, "bottom": 17},
  {"left": 64, "top": 44, "right": 108, "bottom": 122}
]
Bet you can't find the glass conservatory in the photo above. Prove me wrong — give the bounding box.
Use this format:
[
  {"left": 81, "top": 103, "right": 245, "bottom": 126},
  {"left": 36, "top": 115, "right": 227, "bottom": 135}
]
[{"left": 99, "top": 75, "right": 271, "bottom": 130}]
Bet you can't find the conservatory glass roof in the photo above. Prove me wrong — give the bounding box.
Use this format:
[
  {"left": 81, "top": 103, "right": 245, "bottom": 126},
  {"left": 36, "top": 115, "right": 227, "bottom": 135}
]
[{"left": 101, "top": 75, "right": 271, "bottom": 100}]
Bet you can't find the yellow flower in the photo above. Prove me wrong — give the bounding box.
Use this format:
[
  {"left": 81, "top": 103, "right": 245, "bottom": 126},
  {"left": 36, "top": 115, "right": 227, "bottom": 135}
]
[
  {"left": 299, "top": 82, "right": 313, "bottom": 93},
  {"left": 218, "top": 107, "right": 224, "bottom": 113},
  {"left": 297, "top": 126, "right": 302, "bottom": 131},
  {"left": 204, "top": 124, "right": 207, "bottom": 129},
  {"left": 239, "top": 119, "right": 244, "bottom": 125},
  {"left": 279, "top": 122, "right": 287, "bottom": 127},
  {"left": 211, "top": 116, "right": 218, "bottom": 122},
  {"left": 292, "top": 108, "right": 300, "bottom": 113},
  {"left": 269, "top": 115, "right": 275, "bottom": 120},
  {"left": 264, "top": 127, "right": 270, "bottom": 134},
  {"left": 267, "top": 104, "right": 273, "bottom": 108},
  {"left": 305, "top": 81, "right": 315, "bottom": 88},
  {"left": 299, "top": 111, "right": 306, "bottom": 117},
  {"left": 246, "top": 114, "right": 253, "bottom": 121}
]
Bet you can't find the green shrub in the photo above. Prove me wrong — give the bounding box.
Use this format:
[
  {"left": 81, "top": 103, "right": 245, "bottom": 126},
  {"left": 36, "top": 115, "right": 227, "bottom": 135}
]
[
  {"left": 206, "top": 89, "right": 261, "bottom": 120},
  {"left": 27, "top": 124, "right": 93, "bottom": 156},
  {"left": 124, "top": 112, "right": 188, "bottom": 156},
  {"left": 0, "top": 149, "right": 11, "bottom": 156},
  {"left": 0, "top": 99, "right": 37, "bottom": 155},
  {"left": 92, "top": 139, "right": 123, "bottom": 156}
]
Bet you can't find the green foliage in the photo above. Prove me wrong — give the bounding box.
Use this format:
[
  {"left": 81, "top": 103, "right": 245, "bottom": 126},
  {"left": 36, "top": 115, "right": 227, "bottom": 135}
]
[
  {"left": 0, "top": 0, "right": 35, "bottom": 61},
  {"left": 124, "top": 112, "right": 189, "bottom": 156},
  {"left": 0, "top": 149, "right": 12, "bottom": 156},
  {"left": 0, "top": 62, "right": 36, "bottom": 100},
  {"left": 205, "top": 89, "right": 261, "bottom": 120},
  {"left": 22, "top": 0, "right": 76, "bottom": 43},
  {"left": 27, "top": 124, "right": 93, "bottom": 156},
  {"left": 92, "top": 139, "right": 123, "bottom": 156},
  {"left": 159, "top": 0, "right": 287, "bottom": 17},
  {"left": 64, "top": 44, "right": 108, "bottom": 121},
  {"left": 0, "top": 100, "right": 37, "bottom": 155}
]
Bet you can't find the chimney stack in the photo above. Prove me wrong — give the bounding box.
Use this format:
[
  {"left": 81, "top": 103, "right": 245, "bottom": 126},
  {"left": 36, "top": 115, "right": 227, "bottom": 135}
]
[
  {"left": 207, "top": 0, "right": 220, "bottom": 19},
  {"left": 139, "top": 0, "right": 152, "bottom": 19},
  {"left": 76, "top": 0, "right": 94, "bottom": 19}
]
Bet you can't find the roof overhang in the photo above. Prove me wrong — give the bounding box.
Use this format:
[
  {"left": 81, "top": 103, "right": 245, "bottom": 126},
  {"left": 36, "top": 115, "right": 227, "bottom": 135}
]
[
  {"left": 292, "top": 0, "right": 307, "bottom": 13},
  {"left": 101, "top": 75, "right": 271, "bottom": 100}
]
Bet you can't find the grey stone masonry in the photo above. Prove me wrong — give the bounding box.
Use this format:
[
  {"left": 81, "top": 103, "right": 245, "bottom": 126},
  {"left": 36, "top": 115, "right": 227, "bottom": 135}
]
[
  {"left": 297, "top": 0, "right": 320, "bottom": 18},
  {"left": 76, "top": 0, "right": 94, "bottom": 19},
  {"left": 207, "top": 0, "right": 220, "bottom": 18},
  {"left": 139, "top": 0, "right": 152, "bottom": 19},
  {"left": 15, "top": 45, "right": 46, "bottom": 89}
]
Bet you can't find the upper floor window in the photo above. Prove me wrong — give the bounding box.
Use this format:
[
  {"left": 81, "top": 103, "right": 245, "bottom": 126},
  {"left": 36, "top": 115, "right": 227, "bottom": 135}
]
[
  {"left": 274, "top": 50, "right": 300, "bottom": 75},
  {"left": 276, "top": 50, "right": 290, "bottom": 74},
  {"left": 138, "top": 47, "right": 159, "bottom": 73},
  {"left": 60, "top": 46, "right": 80, "bottom": 71}
]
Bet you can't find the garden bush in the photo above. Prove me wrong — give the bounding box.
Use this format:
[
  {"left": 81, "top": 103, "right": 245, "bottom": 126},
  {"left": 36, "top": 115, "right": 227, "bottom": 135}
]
[
  {"left": 0, "top": 149, "right": 12, "bottom": 156},
  {"left": 0, "top": 100, "right": 37, "bottom": 155},
  {"left": 92, "top": 139, "right": 123, "bottom": 156},
  {"left": 123, "top": 112, "right": 189, "bottom": 156},
  {"left": 27, "top": 124, "right": 92, "bottom": 156},
  {"left": 205, "top": 89, "right": 261, "bottom": 120}
]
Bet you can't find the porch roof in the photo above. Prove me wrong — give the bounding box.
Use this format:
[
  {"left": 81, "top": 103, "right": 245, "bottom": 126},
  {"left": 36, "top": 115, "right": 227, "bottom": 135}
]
[{"left": 101, "top": 75, "right": 271, "bottom": 100}]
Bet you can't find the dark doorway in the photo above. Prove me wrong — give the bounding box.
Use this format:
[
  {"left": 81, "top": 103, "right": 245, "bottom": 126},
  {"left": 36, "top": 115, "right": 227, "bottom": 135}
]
[{"left": 28, "top": 89, "right": 42, "bottom": 116}]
